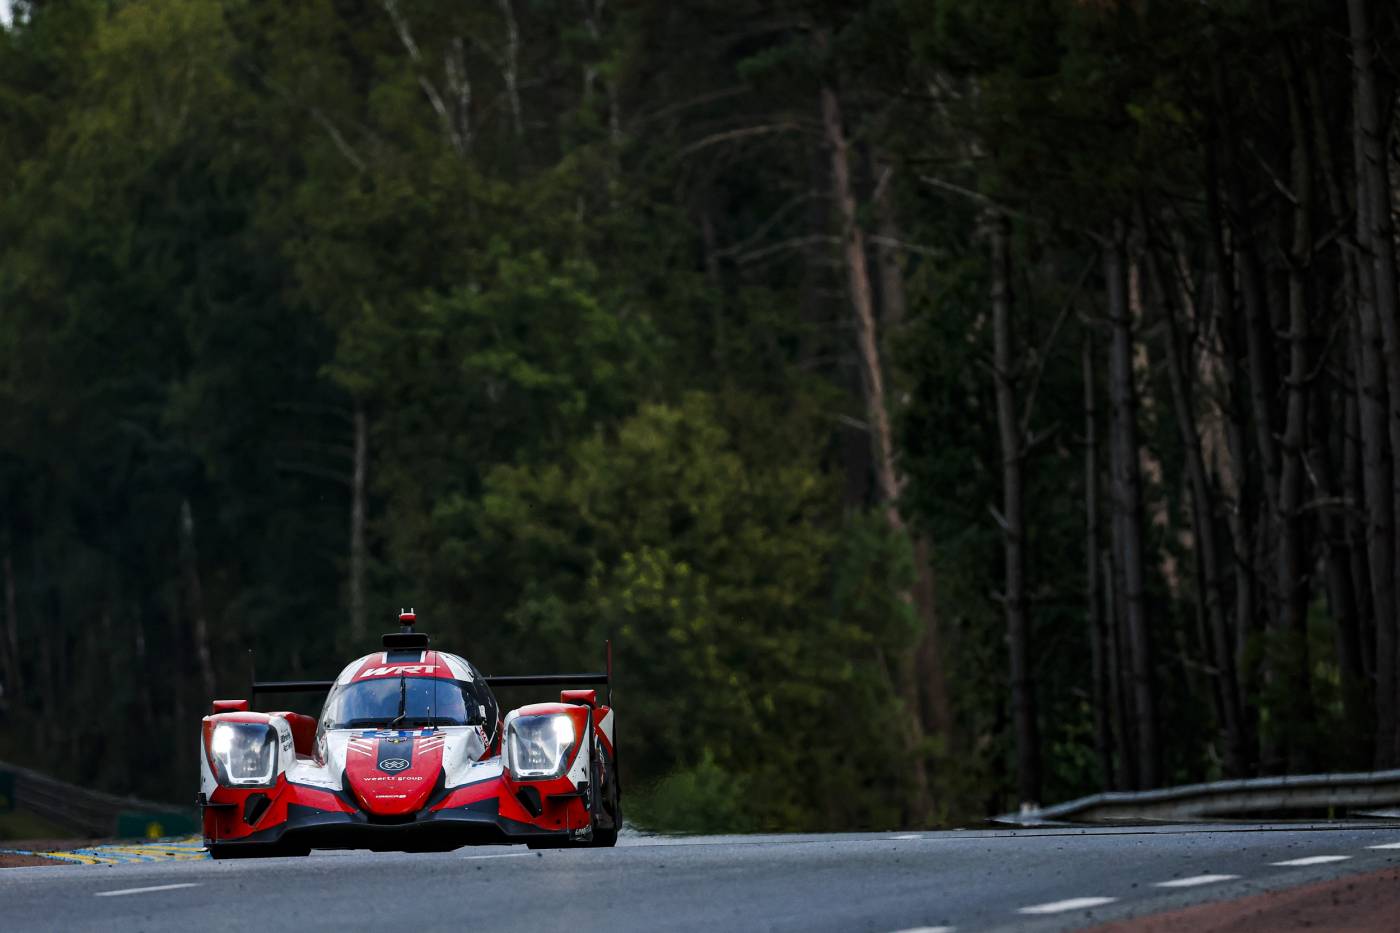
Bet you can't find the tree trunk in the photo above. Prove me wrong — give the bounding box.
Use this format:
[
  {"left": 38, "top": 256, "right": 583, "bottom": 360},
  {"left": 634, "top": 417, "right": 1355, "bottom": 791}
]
[
  {"left": 1084, "top": 335, "right": 1114, "bottom": 788},
  {"left": 1275, "top": 72, "right": 1315, "bottom": 770},
  {"left": 1356, "top": 165, "right": 1397, "bottom": 767},
  {"left": 911, "top": 536, "right": 952, "bottom": 748},
  {"left": 1315, "top": 377, "right": 1371, "bottom": 762},
  {"left": 179, "top": 499, "right": 217, "bottom": 700},
  {"left": 866, "top": 161, "right": 949, "bottom": 741},
  {"left": 823, "top": 85, "right": 901, "bottom": 525},
  {"left": 1231, "top": 224, "right": 1282, "bottom": 526},
  {"left": 1345, "top": 327, "right": 1376, "bottom": 682},
  {"left": 350, "top": 404, "right": 369, "bottom": 643},
  {"left": 1206, "top": 123, "right": 1260, "bottom": 768},
  {"left": 579, "top": 0, "right": 621, "bottom": 150},
  {"left": 870, "top": 179, "right": 952, "bottom": 743},
  {"left": 497, "top": 0, "right": 524, "bottom": 140},
  {"left": 1216, "top": 56, "right": 1287, "bottom": 768},
  {"left": 1105, "top": 224, "right": 1159, "bottom": 789},
  {"left": 1103, "top": 546, "right": 1136, "bottom": 790},
  {"left": 1143, "top": 234, "right": 1246, "bottom": 776},
  {"left": 1349, "top": 0, "right": 1400, "bottom": 765},
  {"left": 990, "top": 213, "right": 1040, "bottom": 807},
  {"left": 1310, "top": 59, "right": 1377, "bottom": 735},
  {"left": 820, "top": 78, "right": 939, "bottom": 822},
  {"left": 873, "top": 158, "right": 907, "bottom": 335},
  {"left": 382, "top": 0, "right": 468, "bottom": 155}
]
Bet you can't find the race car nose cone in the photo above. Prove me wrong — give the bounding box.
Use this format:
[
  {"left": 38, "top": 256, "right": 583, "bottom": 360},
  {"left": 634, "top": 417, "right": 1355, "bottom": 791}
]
[{"left": 344, "top": 731, "right": 446, "bottom": 817}]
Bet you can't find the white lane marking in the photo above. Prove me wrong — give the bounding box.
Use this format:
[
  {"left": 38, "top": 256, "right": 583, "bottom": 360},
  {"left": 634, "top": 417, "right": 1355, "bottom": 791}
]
[
  {"left": 1154, "top": 874, "right": 1239, "bottom": 888},
  {"left": 1271, "top": 855, "right": 1351, "bottom": 866},
  {"left": 95, "top": 883, "right": 200, "bottom": 898},
  {"left": 1367, "top": 842, "right": 1400, "bottom": 850},
  {"left": 891, "top": 834, "right": 923, "bottom": 840},
  {"left": 462, "top": 852, "right": 531, "bottom": 861},
  {"left": 1017, "top": 897, "right": 1117, "bottom": 914}
]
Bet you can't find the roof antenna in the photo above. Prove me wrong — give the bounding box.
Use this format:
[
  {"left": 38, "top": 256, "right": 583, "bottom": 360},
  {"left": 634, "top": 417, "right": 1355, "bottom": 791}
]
[{"left": 399, "top": 607, "right": 416, "bottom": 634}]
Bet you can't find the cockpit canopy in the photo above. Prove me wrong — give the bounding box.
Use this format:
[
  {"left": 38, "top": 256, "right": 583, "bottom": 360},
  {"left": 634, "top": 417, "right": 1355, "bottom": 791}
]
[
  {"left": 321, "top": 650, "right": 498, "bottom": 731},
  {"left": 322, "top": 676, "right": 486, "bottom": 728}
]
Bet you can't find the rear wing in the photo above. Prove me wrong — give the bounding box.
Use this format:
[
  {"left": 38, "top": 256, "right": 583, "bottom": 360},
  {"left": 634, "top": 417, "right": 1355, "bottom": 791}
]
[{"left": 250, "top": 642, "right": 614, "bottom": 706}]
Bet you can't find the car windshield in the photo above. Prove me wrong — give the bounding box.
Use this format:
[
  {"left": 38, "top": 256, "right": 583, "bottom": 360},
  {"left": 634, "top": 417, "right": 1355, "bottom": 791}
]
[{"left": 322, "top": 676, "right": 484, "bottom": 728}]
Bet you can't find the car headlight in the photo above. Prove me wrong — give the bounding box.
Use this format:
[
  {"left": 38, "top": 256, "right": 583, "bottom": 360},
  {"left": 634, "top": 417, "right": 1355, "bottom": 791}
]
[
  {"left": 209, "top": 722, "right": 278, "bottom": 787},
  {"left": 506, "top": 714, "right": 576, "bottom": 780}
]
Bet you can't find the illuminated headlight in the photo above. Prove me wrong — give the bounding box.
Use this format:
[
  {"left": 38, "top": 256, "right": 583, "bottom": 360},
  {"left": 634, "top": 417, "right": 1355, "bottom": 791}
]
[
  {"left": 209, "top": 722, "right": 278, "bottom": 787},
  {"left": 505, "top": 714, "right": 576, "bottom": 780}
]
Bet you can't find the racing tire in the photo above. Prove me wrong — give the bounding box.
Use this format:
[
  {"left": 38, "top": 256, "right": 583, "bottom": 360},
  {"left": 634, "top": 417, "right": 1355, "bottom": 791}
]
[
  {"left": 524, "top": 749, "right": 620, "bottom": 849},
  {"left": 588, "top": 748, "right": 620, "bottom": 848}
]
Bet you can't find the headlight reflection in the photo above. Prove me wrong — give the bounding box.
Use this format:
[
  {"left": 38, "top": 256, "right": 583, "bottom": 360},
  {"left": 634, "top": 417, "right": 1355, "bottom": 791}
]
[
  {"left": 210, "top": 722, "right": 278, "bottom": 786},
  {"left": 506, "top": 714, "right": 576, "bottom": 780}
]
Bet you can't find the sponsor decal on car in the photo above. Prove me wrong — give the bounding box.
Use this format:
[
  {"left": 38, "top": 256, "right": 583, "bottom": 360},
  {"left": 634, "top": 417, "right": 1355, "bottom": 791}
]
[{"left": 358, "top": 664, "right": 438, "bottom": 678}]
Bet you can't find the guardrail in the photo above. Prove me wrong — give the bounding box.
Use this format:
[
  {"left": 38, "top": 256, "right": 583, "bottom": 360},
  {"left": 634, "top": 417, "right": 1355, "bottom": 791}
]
[
  {"left": 0, "top": 758, "right": 193, "bottom": 838},
  {"left": 995, "top": 769, "right": 1400, "bottom": 825}
]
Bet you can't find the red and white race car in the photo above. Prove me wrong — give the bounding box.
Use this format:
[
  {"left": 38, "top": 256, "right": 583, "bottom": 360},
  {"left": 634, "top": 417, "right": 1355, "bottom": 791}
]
[{"left": 198, "top": 611, "right": 620, "bottom": 858}]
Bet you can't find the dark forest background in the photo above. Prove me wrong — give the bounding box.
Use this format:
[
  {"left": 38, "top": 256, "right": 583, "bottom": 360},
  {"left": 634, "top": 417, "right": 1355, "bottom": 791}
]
[{"left": 2, "top": 0, "right": 1400, "bottom": 831}]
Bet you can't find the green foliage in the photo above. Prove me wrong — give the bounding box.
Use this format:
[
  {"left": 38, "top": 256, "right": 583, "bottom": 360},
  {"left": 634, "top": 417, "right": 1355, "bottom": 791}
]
[
  {"left": 628, "top": 751, "right": 753, "bottom": 835},
  {"left": 0, "top": 0, "right": 1383, "bottom": 830},
  {"left": 469, "top": 395, "right": 918, "bottom": 829}
]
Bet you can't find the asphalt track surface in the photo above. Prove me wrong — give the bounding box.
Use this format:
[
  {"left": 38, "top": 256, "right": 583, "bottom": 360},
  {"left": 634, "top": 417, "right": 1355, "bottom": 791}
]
[{"left": 5, "top": 823, "right": 1400, "bottom": 932}]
